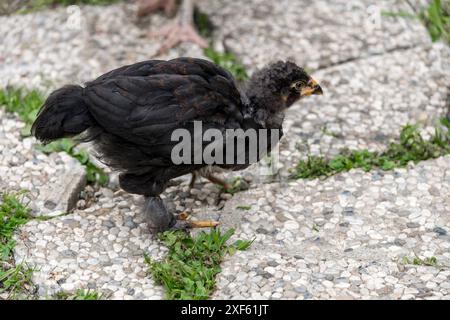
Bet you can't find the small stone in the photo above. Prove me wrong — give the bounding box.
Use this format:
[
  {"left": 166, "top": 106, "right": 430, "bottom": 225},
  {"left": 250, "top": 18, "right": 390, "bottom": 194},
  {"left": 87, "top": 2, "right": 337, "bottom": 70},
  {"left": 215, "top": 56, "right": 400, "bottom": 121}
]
[
  {"left": 256, "top": 228, "right": 270, "bottom": 234},
  {"left": 76, "top": 199, "right": 86, "bottom": 209},
  {"left": 294, "top": 286, "right": 307, "bottom": 293},
  {"left": 101, "top": 188, "right": 114, "bottom": 198},
  {"left": 124, "top": 217, "right": 138, "bottom": 229},
  {"left": 432, "top": 227, "right": 447, "bottom": 236},
  {"left": 343, "top": 207, "right": 354, "bottom": 216},
  {"left": 267, "top": 261, "right": 279, "bottom": 267},
  {"left": 406, "top": 222, "right": 420, "bottom": 228},
  {"left": 61, "top": 249, "right": 77, "bottom": 258},
  {"left": 113, "top": 243, "right": 123, "bottom": 253},
  {"left": 44, "top": 200, "right": 57, "bottom": 210},
  {"left": 102, "top": 220, "right": 116, "bottom": 228},
  {"left": 284, "top": 221, "right": 299, "bottom": 230},
  {"left": 62, "top": 219, "right": 80, "bottom": 228},
  {"left": 276, "top": 213, "right": 289, "bottom": 222},
  {"left": 60, "top": 283, "right": 75, "bottom": 291},
  {"left": 394, "top": 239, "right": 406, "bottom": 246}
]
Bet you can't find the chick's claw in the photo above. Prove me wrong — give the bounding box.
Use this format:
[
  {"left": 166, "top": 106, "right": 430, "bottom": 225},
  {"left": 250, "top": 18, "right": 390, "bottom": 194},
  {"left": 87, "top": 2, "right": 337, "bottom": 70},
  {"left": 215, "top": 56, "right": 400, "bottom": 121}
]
[
  {"left": 189, "top": 220, "right": 220, "bottom": 228},
  {"left": 170, "top": 219, "right": 219, "bottom": 231}
]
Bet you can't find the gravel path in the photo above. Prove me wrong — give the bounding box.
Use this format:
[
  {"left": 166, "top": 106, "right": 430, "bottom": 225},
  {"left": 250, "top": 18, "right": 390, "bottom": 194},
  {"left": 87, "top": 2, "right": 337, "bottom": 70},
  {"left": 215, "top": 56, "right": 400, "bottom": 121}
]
[{"left": 1, "top": 1, "right": 449, "bottom": 299}]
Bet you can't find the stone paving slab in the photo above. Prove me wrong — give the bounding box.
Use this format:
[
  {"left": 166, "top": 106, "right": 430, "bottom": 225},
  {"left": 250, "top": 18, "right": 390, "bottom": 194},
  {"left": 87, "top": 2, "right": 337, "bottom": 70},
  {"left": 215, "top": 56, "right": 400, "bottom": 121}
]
[
  {"left": 199, "top": 0, "right": 431, "bottom": 72},
  {"left": 213, "top": 156, "right": 450, "bottom": 299}
]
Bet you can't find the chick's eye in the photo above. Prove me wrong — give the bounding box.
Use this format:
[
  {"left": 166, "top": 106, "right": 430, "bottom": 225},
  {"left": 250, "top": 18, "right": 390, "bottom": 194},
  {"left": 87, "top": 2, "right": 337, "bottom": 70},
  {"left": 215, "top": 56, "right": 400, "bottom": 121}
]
[{"left": 291, "top": 81, "right": 304, "bottom": 90}]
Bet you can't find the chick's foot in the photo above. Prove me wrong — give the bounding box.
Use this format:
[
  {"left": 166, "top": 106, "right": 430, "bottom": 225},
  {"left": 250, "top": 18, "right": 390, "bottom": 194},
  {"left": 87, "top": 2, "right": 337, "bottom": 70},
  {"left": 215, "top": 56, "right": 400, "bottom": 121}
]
[
  {"left": 143, "top": 197, "right": 219, "bottom": 233},
  {"left": 150, "top": 21, "right": 208, "bottom": 54}
]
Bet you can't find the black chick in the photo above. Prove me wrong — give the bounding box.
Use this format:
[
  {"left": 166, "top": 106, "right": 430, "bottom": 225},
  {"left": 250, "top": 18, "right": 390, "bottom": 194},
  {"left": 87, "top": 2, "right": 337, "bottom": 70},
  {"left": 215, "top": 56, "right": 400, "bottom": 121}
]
[
  {"left": 32, "top": 58, "right": 322, "bottom": 232},
  {"left": 138, "top": 0, "right": 208, "bottom": 54}
]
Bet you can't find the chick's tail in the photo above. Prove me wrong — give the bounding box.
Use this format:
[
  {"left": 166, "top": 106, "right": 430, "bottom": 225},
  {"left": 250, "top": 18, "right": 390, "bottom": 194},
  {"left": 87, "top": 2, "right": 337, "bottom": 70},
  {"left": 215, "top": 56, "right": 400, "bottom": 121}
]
[{"left": 31, "top": 85, "right": 95, "bottom": 144}]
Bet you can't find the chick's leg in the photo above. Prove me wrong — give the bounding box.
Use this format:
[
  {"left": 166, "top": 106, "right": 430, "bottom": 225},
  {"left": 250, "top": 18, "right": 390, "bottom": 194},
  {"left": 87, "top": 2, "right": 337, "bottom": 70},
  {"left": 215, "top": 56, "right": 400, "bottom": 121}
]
[
  {"left": 143, "top": 196, "right": 177, "bottom": 232},
  {"left": 150, "top": 0, "right": 208, "bottom": 54},
  {"left": 143, "top": 196, "right": 219, "bottom": 233},
  {"left": 189, "top": 171, "right": 198, "bottom": 189}
]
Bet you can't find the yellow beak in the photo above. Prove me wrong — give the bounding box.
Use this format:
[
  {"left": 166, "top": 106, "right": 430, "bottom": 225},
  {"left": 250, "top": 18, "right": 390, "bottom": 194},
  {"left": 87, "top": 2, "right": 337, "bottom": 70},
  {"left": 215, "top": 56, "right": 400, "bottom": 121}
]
[{"left": 301, "top": 78, "right": 323, "bottom": 97}]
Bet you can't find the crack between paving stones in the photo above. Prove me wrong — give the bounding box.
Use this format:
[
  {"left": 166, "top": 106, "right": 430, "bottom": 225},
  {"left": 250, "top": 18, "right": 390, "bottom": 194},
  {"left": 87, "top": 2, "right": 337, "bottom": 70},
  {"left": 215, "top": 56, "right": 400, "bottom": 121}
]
[{"left": 316, "top": 44, "right": 420, "bottom": 72}]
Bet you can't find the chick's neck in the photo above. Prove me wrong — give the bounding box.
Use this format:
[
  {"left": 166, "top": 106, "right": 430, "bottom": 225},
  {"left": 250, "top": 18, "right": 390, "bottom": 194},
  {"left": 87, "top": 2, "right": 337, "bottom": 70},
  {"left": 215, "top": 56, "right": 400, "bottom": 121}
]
[{"left": 243, "top": 92, "right": 286, "bottom": 130}]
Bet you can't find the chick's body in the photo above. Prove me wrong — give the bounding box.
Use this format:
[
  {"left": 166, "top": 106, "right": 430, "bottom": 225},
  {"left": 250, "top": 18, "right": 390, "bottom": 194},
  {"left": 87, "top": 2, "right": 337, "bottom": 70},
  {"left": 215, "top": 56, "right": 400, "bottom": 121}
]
[{"left": 32, "top": 57, "right": 322, "bottom": 232}]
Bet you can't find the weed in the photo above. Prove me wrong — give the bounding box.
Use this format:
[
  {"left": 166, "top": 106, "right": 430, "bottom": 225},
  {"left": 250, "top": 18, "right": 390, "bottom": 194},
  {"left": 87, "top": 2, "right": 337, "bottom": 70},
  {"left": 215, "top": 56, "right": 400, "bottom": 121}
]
[
  {"left": 402, "top": 255, "right": 439, "bottom": 267},
  {"left": 0, "top": 192, "right": 35, "bottom": 298},
  {"left": 0, "top": 87, "right": 44, "bottom": 137},
  {"left": 194, "top": 7, "right": 214, "bottom": 38},
  {"left": 52, "top": 288, "right": 102, "bottom": 300},
  {"left": 421, "top": 0, "right": 450, "bottom": 43},
  {"left": 146, "top": 229, "right": 252, "bottom": 300},
  {"left": 291, "top": 120, "right": 450, "bottom": 179}
]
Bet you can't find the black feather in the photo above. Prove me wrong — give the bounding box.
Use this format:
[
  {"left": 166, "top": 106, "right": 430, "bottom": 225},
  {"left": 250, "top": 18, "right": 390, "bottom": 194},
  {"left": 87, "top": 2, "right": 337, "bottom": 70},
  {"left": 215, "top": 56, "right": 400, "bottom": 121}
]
[{"left": 32, "top": 57, "right": 313, "bottom": 196}]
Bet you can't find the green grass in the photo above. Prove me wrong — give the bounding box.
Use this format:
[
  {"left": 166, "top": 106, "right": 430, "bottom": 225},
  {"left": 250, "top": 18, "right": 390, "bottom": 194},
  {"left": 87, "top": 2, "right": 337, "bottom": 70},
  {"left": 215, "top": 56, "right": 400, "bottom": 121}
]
[
  {"left": 0, "top": 87, "right": 108, "bottom": 186},
  {"left": 0, "top": 87, "right": 43, "bottom": 137},
  {"left": 421, "top": 0, "right": 450, "bottom": 43},
  {"left": 204, "top": 47, "right": 249, "bottom": 82},
  {"left": 53, "top": 289, "right": 102, "bottom": 300},
  {"left": 194, "top": 7, "right": 214, "bottom": 39},
  {"left": 0, "top": 192, "right": 35, "bottom": 298},
  {"left": 145, "top": 229, "right": 252, "bottom": 300},
  {"left": 15, "top": 0, "right": 120, "bottom": 14},
  {"left": 0, "top": 263, "right": 35, "bottom": 298},
  {"left": 291, "top": 119, "right": 450, "bottom": 179},
  {"left": 402, "top": 255, "right": 439, "bottom": 267},
  {"left": 0, "top": 192, "right": 31, "bottom": 260}
]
